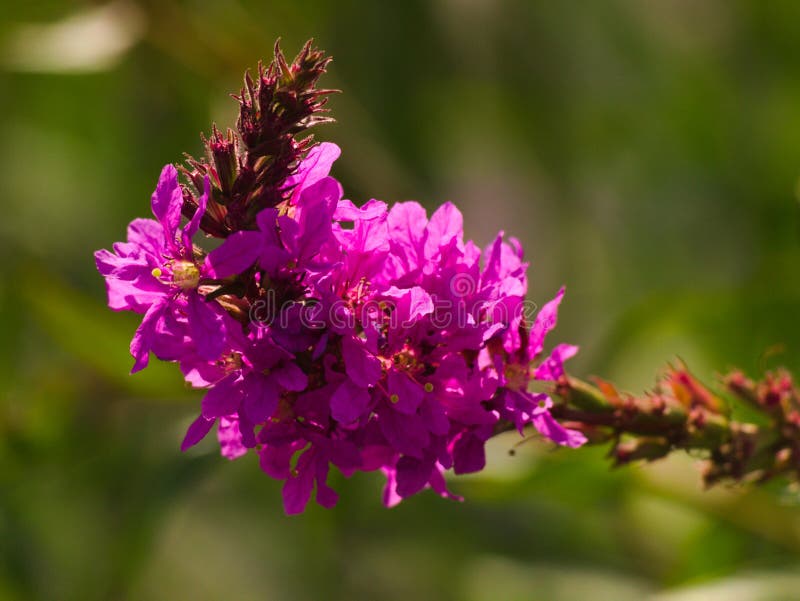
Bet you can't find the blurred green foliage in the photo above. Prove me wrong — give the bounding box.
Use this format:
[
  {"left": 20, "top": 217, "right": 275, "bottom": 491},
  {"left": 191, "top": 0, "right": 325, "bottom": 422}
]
[{"left": 2, "top": 1, "right": 800, "bottom": 599}]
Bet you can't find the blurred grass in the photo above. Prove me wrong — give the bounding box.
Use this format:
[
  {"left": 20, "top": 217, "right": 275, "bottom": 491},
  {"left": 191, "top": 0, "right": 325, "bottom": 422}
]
[{"left": 2, "top": 1, "right": 800, "bottom": 599}]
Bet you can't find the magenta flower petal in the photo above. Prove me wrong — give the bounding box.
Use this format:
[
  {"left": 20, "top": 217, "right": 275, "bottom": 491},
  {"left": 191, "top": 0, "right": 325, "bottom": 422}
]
[
  {"left": 379, "top": 410, "right": 429, "bottom": 458},
  {"left": 341, "top": 336, "right": 382, "bottom": 388},
  {"left": 186, "top": 293, "right": 225, "bottom": 360},
  {"left": 129, "top": 298, "right": 168, "bottom": 373},
  {"left": 255, "top": 207, "right": 281, "bottom": 232},
  {"left": 181, "top": 414, "right": 215, "bottom": 451},
  {"left": 452, "top": 431, "right": 487, "bottom": 474},
  {"left": 242, "top": 372, "right": 281, "bottom": 424},
  {"left": 334, "top": 198, "right": 388, "bottom": 225},
  {"left": 259, "top": 443, "right": 296, "bottom": 479},
  {"left": 150, "top": 164, "right": 183, "bottom": 246},
  {"left": 283, "top": 142, "right": 341, "bottom": 202},
  {"left": 274, "top": 362, "right": 309, "bottom": 392},
  {"left": 421, "top": 398, "right": 450, "bottom": 436},
  {"left": 533, "top": 343, "right": 579, "bottom": 381},
  {"left": 385, "top": 201, "right": 428, "bottom": 276},
  {"left": 425, "top": 201, "right": 464, "bottom": 258},
  {"left": 201, "top": 374, "right": 244, "bottom": 418},
  {"left": 126, "top": 218, "right": 164, "bottom": 252},
  {"left": 314, "top": 459, "right": 339, "bottom": 509},
  {"left": 529, "top": 287, "right": 565, "bottom": 359},
  {"left": 429, "top": 465, "right": 463, "bottom": 502},
  {"left": 294, "top": 177, "right": 341, "bottom": 263},
  {"left": 282, "top": 449, "right": 315, "bottom": 514},
  {"left": 315, "top": 479, "right": 339, "bottom": 509},
  {"left": 218, "top": 416, "right": 248, "bottom": 460},
  {"left": 182, "top": 175, "right": 209, "bottom": 254},
  {"left": 331, "top": 379, "right": 371, "bottom": 424},
  {"left": 103, "top": 271, "right": 167, "bottom": 312},
  {"left": 204, "top": 230, "right": 264, "bottom": 279},
  {"left": 94, "top": 248, "right": 128, "bottom": 278},
  {"left": 382, "top": 286, "right": 434, "bottom": 324},
  {"left": 532, "top": 410, "right": 587, "bottom": 448},
  {"left": 387, "top": 370, "right": 424, "bottom": 415},
  {"left": 381, "top": 468, "right": 402, "bottom": 508},
  {"left": 395, "top": 456, "right": 433, "bottom": 498}
]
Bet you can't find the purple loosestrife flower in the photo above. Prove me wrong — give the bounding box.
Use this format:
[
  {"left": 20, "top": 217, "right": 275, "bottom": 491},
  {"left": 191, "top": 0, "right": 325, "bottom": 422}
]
[
  {"left": 95, "top": 167, "right": 225, "bottom": 371},
  {"left": 480, "top": 287, "right": 586, "bottom": 448},
  {"left": 96, "top": 43, "right": 586, "bottom": 515}
]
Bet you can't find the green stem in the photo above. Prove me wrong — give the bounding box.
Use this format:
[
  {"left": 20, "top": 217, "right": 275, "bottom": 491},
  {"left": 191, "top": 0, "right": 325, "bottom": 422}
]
[{"left": 533, "top": 367, "right": 800, "bottom": 488}]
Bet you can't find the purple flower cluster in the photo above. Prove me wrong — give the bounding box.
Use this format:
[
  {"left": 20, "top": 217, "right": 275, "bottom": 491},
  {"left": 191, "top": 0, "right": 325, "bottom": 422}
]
[{"left": 96, "top": 142, "right": 585, "bottom": 514}]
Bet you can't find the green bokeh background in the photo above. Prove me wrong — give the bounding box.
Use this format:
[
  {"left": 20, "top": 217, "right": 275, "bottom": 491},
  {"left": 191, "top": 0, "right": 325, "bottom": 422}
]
[{"left": 2, "top": 2, "right": 800, "bottom": 599}]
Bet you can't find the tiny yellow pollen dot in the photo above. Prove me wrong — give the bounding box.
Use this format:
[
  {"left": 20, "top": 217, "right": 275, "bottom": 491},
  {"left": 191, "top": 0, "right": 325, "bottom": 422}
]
[
  {"left": 390, "top": 394, "right": 399, "bottom": 404},
  {"left": 424, "top": 382, "right": 434, "bottom": 393},
  {"left": 151, "top": 267, "right": 162, "bottom": 278},
  {"left": 538, "top": 400, "right": 547, "bottom": 408},
  {"left": 291, "top": 468, "right": 299, "bottom": 477}
]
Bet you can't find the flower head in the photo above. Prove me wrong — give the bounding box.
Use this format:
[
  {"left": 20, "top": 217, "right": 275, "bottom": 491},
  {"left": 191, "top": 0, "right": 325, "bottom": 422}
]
[{"left": 95, "top": 41, "right": 585, "bottom": 514}]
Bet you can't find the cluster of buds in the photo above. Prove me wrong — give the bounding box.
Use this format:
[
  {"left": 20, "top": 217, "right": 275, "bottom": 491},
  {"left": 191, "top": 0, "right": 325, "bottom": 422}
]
[
  {"left": 549, "top": 364, "right": 800, "bottom": 489},
  {"left": 180, "top": 40, "right": 336, "bottom": 237},
  {"left": 716, "top": 369, "right": 800, "bottom": 485}
]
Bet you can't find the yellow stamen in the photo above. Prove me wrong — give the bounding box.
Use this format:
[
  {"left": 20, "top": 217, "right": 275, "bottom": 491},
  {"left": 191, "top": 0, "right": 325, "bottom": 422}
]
[
  {"left": 424, "top": 382, "right": 434, "bottom": 393},
  {"left": 151, "top": 267, "right": 163, "bottom": 278},
  {"left": 390, "top": 394, "right": 399, "bottom": 404}
]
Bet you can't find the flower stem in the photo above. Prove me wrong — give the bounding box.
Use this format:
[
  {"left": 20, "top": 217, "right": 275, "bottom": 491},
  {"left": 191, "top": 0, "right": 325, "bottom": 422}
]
[{"left": 533, "top": 365, "right": 800, "bottom": 488}]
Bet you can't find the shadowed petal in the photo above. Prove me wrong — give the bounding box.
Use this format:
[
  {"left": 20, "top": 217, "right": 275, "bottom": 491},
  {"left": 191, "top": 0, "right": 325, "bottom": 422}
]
[
  {"left": 181, "top": 414, "right": 215, "bottom": 451},
  {"left": 242, "top": 372, "right": 281, "bottom": 424},
  {"left": 274, "top": 362, "right": 308, "bottom": 392},
  {"left": 452, "top": 431, "right": 487, "bottom": 474},
  {"left": 395, "top": 456, "right": 433, "bottom": 498},
  {"left": 341, "top": 336, "right": 381, "bottom": 388},
  {"left": 201, "top": 374, "right": 244, "bottom": 418},
  {"left": 282, "top": 448, "right": 314, "bottom": 515},
  {"left": 187, "top": 293, "right": 225, "bottom": 360},
  {"left": 387, "top": 370, "right": 424, "bottom": 415},
  {"left": 331, "top": 379, "right": 371, "bottom": 424}
]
